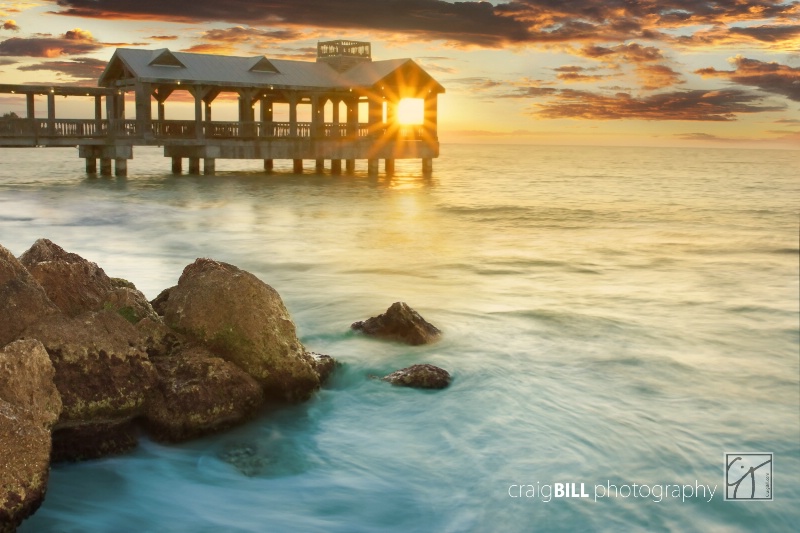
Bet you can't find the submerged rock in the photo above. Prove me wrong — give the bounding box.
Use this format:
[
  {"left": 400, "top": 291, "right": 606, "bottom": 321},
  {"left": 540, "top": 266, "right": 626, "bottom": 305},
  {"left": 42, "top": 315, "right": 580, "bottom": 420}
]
[
  {"left": 159, "top": 258, "right": 320, "bottom": 402},
  {"left": 0, "top": 244, "right": 61, "bottom": 347},
  {"left": 352, "top": 302, "right": 441, "bottom": 345},
  {"left": 21, "top": 310, "right": 158, "bottom": 461},
  {"left": 311, "top": 353, "right": 338, "bottom": 385},
  {"left": 144, "top": 346, "right": 264, "bottom": 442},
  {"left": 382, "top": 364, "right": 451, "bottom": 389},
  {"left": 0, "top": 339, "right": 62, "bottom": 532}
]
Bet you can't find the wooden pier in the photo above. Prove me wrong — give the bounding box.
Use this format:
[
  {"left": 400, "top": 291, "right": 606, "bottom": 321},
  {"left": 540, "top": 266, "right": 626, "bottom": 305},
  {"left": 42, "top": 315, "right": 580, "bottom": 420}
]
[{"left": 0, "top": 40, "right": 443, "bottom": 177}]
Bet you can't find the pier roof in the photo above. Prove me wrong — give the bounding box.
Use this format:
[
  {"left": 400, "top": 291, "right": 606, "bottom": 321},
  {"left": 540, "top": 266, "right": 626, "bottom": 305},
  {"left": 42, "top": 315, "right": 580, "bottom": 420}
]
[{"left": 99, "top": 48, "right": 445, "bottom": 94}]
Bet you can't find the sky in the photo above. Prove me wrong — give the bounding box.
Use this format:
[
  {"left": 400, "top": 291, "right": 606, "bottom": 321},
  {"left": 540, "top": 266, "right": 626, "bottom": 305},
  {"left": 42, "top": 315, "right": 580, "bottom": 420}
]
[{"left": 0, "top": 0, "right": 798, "bottom": 148}]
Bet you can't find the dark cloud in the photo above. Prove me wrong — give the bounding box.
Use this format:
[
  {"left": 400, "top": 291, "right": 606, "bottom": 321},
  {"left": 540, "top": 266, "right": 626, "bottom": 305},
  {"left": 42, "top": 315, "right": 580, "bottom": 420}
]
[
  {"left": 45, "top": 1, "right": 800, "bottom": 48},
  {"left": 17, "top": 56, "right": 106, "bottom": 79},
  {"left": 0, "top": 29, "right": 102, "bottom": 57},
  {"left": 147, "top": 35, "right": 179, "bottom": 41},
  {"left": 578, "top": 43, "right": 664, "bottom": 62},
  {"left": 696, "top": 56, "right": 800, "bottom": 101},
  {"left": 2, "top": 19, "right": 20, "bottom": 31},
  {"left": 673, "top": 132, "right": 729, "bottom": 141},
  {"left": 530, "top": 88, "right": 785, "bottom": 121},
  {"left": 728, "top": 24, "right": 800, "bottom": 43},
  {"left": 775, "top": 118, "right": 800, "bottom": 123}
]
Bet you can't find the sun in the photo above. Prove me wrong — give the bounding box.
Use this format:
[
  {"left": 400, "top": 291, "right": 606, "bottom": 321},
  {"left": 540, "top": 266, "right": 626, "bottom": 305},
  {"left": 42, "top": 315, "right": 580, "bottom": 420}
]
[{"left": 397, "top": 98, "right": 424, "bottom": 125}]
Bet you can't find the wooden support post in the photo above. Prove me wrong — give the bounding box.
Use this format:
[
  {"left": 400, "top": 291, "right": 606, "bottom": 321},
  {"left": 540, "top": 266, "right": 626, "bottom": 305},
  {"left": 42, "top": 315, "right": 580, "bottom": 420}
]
[
  {"left": 315, "top": 159, "right": 325, "bottom": 173},
  {"left": 293, "top": 159, "right": 303, "bottom": 173},
  {"left": 422, "top": 158, "right": 433, "bottom": 177},
  {"left": 47, "top": 91, "right": 55, "bottom": 135},
  {"left": 288, "top": 94, "right": 298, "bottom": 137},
  {"left": 331, "top": 160, "right": 342, "bottom": 174},
  {"left": 100, "top": 158, "right": 112, "bottom": 176},
  {"left": 368, "top": 159, "right": 379, "bottom": 176},
  {"left": 26, "top": 94, "right": 35, "bottom": 119},
  {"left": 115, "top": 159, "right": 127, "bottom": 177},
  {"left": 261, "top": 98, "right": 274, "bottom": 137},
  {"left": 171, "top": 157, "right": 182, "bottom": 174},
  {"left": 204, "top": 158, "right": 215, "bottom": 175},
  {"left": 264, "top": 159, "right": 273, "bottom": 172},
  {"left": 85, "top": 158, "right": 97, "bottom": 174},
  {"left": 385, "top": 159, "right": 395, "bottom": 176},
  {"left": 424, "top": 94, "right": 438, "bottom": 140},
  {"left": 345, "top": 160, "right": 355, "bottom": 173},
  {"left": 188, "top": 157, "right": 200, "bottom": 174},
  {"left": 94, "top": 96, "right": 102, "bottom": 120}
]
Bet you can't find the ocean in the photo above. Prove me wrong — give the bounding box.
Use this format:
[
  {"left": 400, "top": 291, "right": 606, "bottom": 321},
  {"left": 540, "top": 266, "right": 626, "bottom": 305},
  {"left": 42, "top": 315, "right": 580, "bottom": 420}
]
[{"left": 1, "top": 144, "right": 798, "bottom": 532}]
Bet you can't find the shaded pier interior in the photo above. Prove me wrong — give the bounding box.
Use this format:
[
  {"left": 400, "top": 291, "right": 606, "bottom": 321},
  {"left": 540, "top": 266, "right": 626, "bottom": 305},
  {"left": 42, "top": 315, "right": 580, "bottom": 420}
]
[{"left": 0, "top": 40, "right": 444, "bottom": 177}]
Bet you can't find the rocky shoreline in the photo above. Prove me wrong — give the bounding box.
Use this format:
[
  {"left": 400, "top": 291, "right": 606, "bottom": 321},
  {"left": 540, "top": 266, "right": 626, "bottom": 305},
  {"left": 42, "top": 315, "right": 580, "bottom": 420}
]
[{"left": 0, "top": 239, "right": 449, "bottom": 531}]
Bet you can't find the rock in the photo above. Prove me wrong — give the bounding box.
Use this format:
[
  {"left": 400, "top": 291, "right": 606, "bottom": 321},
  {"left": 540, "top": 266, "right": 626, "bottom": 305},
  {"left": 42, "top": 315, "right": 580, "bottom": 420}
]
[
  {"left": 0, "top": 339, "right": 62, "bottom": 532},
  {"left": 104, "top": 278, "right": 162, "bottom": 324},
  {"left": 149, "top": 286, "right": 173, "bottom": 316},
  {"left": 351, "top": 302, "right": 441, "bottom": 345},
  {"left": 136, "top": 316, "right": 183, "bottom": 358},
  {"left": 18, "top": 238, "right": 115, "bottom": 317},
  {"left": 18, "top": 238, "right": 160, "bottom": 323},
  {"left": 0, "top": 243, "right": 61, "bottom": 347},
  {"left": 311, "top": 353, "right": 338, "bottom": 385},
  {"left": 382, "top": 364, "right": 451, "bottom": 389},
  {"left": 144, "top": 346, "right": 264, "bottom": 442},
  {"left": 0, "top": 339, "right": 62, "bottom": 429},
  {"left": 160, "top": 258, "right": 319, "bottom": 402},
  {"left": 21, "top": 310, "right": 158, "bottom": 461}
]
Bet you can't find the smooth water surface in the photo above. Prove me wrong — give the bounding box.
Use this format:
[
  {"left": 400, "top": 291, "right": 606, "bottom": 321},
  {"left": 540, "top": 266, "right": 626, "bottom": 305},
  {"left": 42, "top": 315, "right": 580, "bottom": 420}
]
[{"left": 1, "top": 144, "right": 798, "bottom": 532}]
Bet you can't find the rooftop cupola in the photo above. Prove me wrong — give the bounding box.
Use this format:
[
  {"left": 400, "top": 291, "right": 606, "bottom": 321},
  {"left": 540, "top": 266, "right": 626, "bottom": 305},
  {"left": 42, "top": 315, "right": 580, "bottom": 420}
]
[{"left": 316, "top": 40, "right": 371, "bottom": 72}]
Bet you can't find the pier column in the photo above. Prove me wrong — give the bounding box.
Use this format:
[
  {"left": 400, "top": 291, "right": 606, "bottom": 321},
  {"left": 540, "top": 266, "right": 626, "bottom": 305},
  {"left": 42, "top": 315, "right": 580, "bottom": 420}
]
[
  {"left": 100, "top": 158, "right": 112, "bottom": 176},
  {"left": 368, "top": 159, "right": 379, "bottom": 176},
  {"left": 172, "top": 157, "right": 182, "bottom": 174},
  {"left": 331, "top": 160, "right": 342, "bottom": 174},
  {"left": 261, "top": 97, "right": 274, "bottom": 137},
  {"left": 26, "top": 94, "right": 35, "bottom": 119},
  {"left": 346, "top": 160, "right": 355, "bottom": 173},
  {"left": 47, "top": 90, "right": 55, "bottom": 135},
  {"left": 188, "top": 158, "right": 200, "bottom": 174},
  {"left": 264, "top": 159, "right": 273, "bottom": 172},
  {"left": 424, "top": 94, "right": 438, "bottom": 140},
  {"left": 135, "top": 82, "right": 152, "bottom": 139},
  {"left": 331, "top": 98, "right": 341, "bottom": 136},
  {"left": 311, "top": 95, "right": 323, "bottom": 137},
  {"left": 345, "top": 97, "right": 358, "bottom": 137},
  {"left": 422, "top": 158, "right": 433, "bottom": 177},
  {"left": 368, "top": 98, "right": 383, "bottom": 136},
  {"left": 385, "top": 159, "right": 395, "bottom": 176},
  {"left": 85, "top": 158, "right": 97, "bottom": 174},
  {"left": 315, "top": 160, "right": 325, "bottom": 173},
  {"left": 293, "top": 159, "right": 303, "bottom": 174},
  {"left": 288, "top": 93, "right": 298, "bottom": 137},
  {"left": 204, "top": 158, "right": 215, "bottom": 175},
  {"left": 114, "top": 158, "right": 127, "bottom": 177}
]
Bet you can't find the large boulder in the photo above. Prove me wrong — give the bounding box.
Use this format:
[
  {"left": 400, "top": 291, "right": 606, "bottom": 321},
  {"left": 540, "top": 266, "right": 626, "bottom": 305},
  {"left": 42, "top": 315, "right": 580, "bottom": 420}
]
[
  {"left": 160, "top": 259, "right": 320, "bottom": 402},
  {"left": 0, "top": 244, "right": 60, "bottom": 347},
  {"left": 0, "top": 340, "right": 62, "bottom": 532},
  {"left": 382, "top": 364, "right": 451, "bottom": 389},
  {"left": 18, "top": 238, "right": 159, "bottom": 323},
  {"left": 21, "top": 310, "right": 158, "bottom": 461},
  {"left": 144, "top": 346, "right": 264, "bottom": 442},
  {"left": 352, "top": 302, "right": 442, "bottom": 345}
]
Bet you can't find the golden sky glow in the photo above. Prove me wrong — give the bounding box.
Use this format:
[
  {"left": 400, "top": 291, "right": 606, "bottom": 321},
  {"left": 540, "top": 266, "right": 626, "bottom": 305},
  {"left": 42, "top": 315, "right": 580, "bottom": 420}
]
[{"left": 0, "top": 1, "right": 798, "bottom": 148}]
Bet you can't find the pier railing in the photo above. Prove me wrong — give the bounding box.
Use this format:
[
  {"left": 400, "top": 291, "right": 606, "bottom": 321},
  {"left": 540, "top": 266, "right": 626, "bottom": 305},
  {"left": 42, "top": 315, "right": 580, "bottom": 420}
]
[{"left": 0, "top": 118, "right": 428, "bottom": 142}]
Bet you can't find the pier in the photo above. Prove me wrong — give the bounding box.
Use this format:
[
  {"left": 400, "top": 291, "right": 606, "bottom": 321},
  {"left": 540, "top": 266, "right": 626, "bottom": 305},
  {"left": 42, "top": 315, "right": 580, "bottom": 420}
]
[{"left": 0, "top": 40, "right": 444, "bottom": 177}]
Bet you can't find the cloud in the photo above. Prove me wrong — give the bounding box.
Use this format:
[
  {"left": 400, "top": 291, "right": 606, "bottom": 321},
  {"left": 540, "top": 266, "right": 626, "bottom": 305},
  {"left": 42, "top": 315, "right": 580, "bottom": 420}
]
[
  {"left": 2, "top": 19, "right": 20, "bottom": 31},
  {"left": 673, "top": 132, "right": 730, "bottom": 141},
  {"left": 147, "top": 35, "right": 178, "bottom": 41},
  {"left": 636, "top": 64, "right": 684, "bottom": 90},
  {"left": 529, "top": 88, "right": 785, "bottom": 121},
  {"left": 775, "top": 118, "right": 800, "bottom": 123},
  {"left": 554, "top": 65, "right": 608, "bottom": 83},
  {"left": 44, "top": 1, "right": 800, "bottom": 49},
  {"left": 17, "top": 56, "right": 106, "bottom": 79},
  {"left": 696, "top": 56, "right": 800, "bottom": 101},
  {"left": 671, "top": 23, "right": 800, "bottom": 49},
  {"left": 0, "top": 28, "right": 102, "bottom": 57},
  {"left": 578, "top": 42, "right": 664, "bottom": 63}
]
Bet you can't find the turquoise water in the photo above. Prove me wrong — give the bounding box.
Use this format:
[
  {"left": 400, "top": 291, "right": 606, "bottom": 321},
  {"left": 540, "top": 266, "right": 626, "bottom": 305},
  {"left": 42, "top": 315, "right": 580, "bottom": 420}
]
[{"left": 1, "top": 144, "right": 798, "bottom": 532}]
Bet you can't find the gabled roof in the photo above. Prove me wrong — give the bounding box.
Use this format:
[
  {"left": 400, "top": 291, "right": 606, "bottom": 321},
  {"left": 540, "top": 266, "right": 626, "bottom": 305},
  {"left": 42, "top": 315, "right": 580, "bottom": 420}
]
[{"left": 98, "top": 48, "right": 445, "bottom": 94}]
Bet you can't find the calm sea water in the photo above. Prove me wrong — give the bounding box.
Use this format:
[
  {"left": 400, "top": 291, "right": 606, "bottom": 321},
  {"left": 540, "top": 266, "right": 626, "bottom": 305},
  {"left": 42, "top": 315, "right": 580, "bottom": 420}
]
[{"left": 1, "top": 144, "right": 798, "bottom": 532}]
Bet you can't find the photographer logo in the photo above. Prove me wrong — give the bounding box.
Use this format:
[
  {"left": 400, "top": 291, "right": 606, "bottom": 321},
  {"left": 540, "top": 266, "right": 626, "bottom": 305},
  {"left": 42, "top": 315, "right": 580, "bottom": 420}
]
[{"left": 725, "top": 453, "right": 772, "bottom": 501}]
